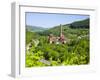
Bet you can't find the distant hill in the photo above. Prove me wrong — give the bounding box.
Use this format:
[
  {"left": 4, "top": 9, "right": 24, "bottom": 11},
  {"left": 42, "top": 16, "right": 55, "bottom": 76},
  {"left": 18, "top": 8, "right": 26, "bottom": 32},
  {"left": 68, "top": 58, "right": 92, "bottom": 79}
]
[
  {"left": 26, "top": 18, "right": 89, "bottom": 44},
  {"left": 26, "top": 25, "right": 47, "bottom": 32},
  {"left": 69, "top": 18, "right": 89, "bottom": 28},
  {"left": 37, "top": 18, "right": 89, "bottom": 38},
  {"left": 37, "top": 24, "right": 73, "bottom": 37}
]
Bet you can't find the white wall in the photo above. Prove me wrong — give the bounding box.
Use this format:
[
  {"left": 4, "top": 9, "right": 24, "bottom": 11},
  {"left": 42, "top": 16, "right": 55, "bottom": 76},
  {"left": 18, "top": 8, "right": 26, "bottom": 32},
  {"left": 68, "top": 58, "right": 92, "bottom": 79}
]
[{"left": 0, "top": 0, "right": 99, "bottom": 80}]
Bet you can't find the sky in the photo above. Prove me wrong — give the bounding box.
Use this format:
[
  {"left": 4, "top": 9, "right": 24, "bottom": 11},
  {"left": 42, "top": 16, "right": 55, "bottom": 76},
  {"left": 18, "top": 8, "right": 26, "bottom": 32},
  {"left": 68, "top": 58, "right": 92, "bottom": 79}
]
[{"left": 26, "top": 12, "right": 89, "bottom": 28}]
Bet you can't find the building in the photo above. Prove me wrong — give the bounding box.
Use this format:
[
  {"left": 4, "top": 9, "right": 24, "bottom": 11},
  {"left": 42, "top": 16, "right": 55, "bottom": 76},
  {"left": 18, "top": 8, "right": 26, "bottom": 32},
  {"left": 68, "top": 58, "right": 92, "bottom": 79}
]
[{"left": 48, "top": 24, "right": 67, "bottom": 44}]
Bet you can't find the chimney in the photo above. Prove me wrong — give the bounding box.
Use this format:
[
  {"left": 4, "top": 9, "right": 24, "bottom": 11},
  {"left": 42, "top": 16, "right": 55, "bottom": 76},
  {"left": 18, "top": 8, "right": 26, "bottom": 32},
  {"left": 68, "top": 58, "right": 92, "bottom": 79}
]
[{"left": 60, "top": 24, "right": 62, "bottom": 36}]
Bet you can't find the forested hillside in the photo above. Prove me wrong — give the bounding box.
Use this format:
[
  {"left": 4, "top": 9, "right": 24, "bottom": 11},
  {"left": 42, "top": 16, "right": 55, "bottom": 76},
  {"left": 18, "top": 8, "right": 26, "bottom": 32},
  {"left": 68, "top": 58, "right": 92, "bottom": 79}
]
[
  {"left": 25, "top": 18, "right": 90, "bottom": 67},
  {"left": 70, "top": 18, "right": 89, "bottom": 28}
]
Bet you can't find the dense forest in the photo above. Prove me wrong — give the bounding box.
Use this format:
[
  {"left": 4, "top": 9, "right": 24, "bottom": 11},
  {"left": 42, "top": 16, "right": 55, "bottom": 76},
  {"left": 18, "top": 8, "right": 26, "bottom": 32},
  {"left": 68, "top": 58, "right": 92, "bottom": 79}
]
[{"left": 25, "top": 18, "right": 90, "bottom": 67}]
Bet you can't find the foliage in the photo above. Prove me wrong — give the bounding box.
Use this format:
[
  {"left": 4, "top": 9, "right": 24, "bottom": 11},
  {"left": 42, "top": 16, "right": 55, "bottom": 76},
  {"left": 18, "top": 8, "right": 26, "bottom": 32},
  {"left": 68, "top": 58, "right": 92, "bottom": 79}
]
[
  {"left": 25, "top": 18, "right": 90, "bottom": 67},
  {"left": 70, "top": 18, "right": 89, "bottom": 29}
]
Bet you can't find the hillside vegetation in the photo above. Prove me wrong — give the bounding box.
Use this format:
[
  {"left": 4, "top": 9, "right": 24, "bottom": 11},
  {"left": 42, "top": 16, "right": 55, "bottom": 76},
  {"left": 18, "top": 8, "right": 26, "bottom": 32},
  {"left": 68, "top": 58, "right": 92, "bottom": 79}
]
[
  {"left": 26, "top": 18, "right": 90, "bottom": 67},
  {"left": 70, "top": 18, "right": 89, "bottom": 28}
]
